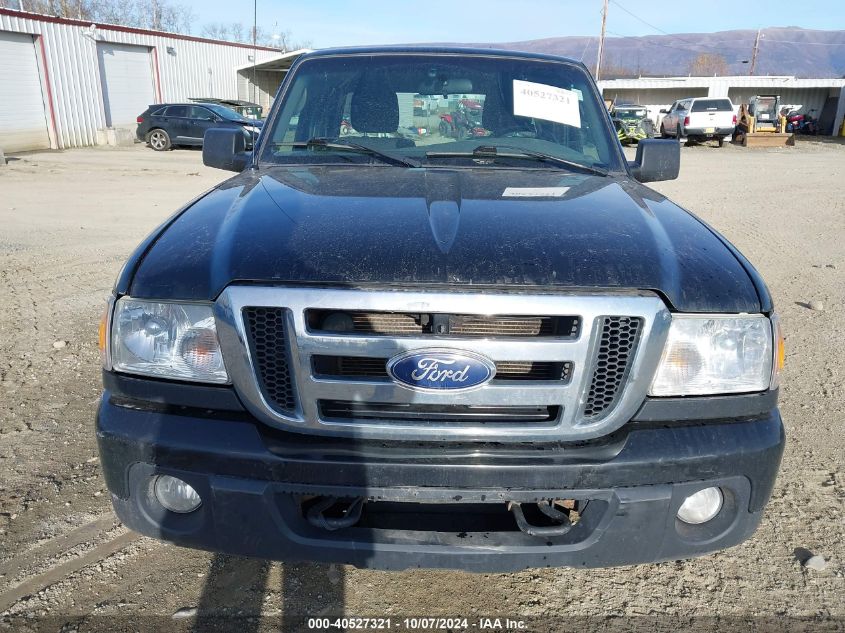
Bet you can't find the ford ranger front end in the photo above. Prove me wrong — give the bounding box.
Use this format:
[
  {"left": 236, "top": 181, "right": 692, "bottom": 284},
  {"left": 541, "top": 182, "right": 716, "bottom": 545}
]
[{"left": 96, "top": 47, "right": 785, "bottom": 571}]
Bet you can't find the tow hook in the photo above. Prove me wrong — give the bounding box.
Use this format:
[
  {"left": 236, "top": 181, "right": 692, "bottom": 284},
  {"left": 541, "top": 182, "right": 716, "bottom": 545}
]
[
  {"left": 508, "top": 500, "right": 573, "bottom": 537},
  {"left": 305, "top": 496, "right": 365, "bottom": 531}
]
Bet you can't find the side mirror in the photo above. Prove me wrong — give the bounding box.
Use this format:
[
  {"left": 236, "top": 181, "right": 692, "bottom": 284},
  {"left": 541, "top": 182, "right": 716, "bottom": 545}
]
[
  {"left": 203, "top": 128, "right": 251, "bottom": 172},
  {"left": 628, "top": 139, "right": 680, "bottom": 183},
  {"left": 659, "top": 108, "right": 668, "bottom": 114}
]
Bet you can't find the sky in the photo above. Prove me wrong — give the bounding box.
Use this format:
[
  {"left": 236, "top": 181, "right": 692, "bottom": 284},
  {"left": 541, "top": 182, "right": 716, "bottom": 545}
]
[{"left": 189, "top": 0, "right": 844, "bottom": 47}]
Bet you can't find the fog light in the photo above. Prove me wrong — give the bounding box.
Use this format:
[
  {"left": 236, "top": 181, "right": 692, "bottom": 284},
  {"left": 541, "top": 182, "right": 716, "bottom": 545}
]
[
  {"left": 153, "top": 475, "right": 201, "bottom": 513},
  {"left": 677, "top": 487, "right": 723, "bottom": 524}
]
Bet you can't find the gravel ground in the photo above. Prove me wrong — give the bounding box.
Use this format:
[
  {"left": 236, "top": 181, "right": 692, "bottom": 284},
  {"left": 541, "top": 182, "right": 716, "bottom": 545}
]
[{"left": 0, "top": 140, "right": 843, "bottom": 632}]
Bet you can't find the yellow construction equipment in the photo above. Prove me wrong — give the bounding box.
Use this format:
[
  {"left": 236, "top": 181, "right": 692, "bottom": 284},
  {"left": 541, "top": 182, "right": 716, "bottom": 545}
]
[{"left": 733, "top": 96, "right": 794, "bottom": 147}]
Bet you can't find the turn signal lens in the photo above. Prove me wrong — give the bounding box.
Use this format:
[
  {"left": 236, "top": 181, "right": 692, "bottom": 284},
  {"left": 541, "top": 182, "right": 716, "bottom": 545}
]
[
  {"left": 98, "top": 303, "right": 110, "bottom": 368},
  {"left": 771, "top": 314, "right": 784, "bottom": 389}
]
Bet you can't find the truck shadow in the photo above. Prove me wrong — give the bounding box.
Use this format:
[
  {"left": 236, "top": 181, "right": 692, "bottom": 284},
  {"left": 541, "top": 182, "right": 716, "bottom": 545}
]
[{"left": 192, "top": 555, "right": 344, "bottom": 632}]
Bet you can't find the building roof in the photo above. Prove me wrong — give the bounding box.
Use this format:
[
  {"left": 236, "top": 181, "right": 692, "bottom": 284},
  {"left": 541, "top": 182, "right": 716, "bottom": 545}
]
[
  {"left": 234, "top": 49, "right": 312, "bottom": 72},
  {"left": 0, "top": 7, "right": 283, "bottom": 52},
  {"left": 598, "top": 75, "right": 845, "bottom": 89}
]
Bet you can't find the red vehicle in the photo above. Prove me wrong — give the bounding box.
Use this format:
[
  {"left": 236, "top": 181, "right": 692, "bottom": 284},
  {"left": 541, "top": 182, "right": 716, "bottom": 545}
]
[
  {"left": 783, "top": 106, "right": 819, "bottom": 135},
  {"left": 439, "top": 100, "right": 487, "bottom": 138}
]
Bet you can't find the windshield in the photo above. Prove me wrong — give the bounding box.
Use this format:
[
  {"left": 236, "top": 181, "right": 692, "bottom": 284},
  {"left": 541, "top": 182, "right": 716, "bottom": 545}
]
[
  {"left": 614, "top": 108, "right": 646, "bottom": 121},
  {"left": 203, "top": 103, "right": 247, "bottom": 121},
  {"left": 260, "top": 53, "right": 622, "bottom": 171}
]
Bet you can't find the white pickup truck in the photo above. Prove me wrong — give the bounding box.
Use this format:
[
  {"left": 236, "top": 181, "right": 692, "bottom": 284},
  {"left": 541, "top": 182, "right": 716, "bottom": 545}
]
[{"left": 660, "top": 97, "right": 736, "bottom": 146}]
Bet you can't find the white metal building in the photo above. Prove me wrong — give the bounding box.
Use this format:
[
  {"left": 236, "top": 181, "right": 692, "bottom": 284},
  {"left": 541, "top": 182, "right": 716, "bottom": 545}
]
[
  {"left": 234, "top": 50, "right": 308, "bottom": 112},
  {"left": 0, "top": 8, "right": 285, "bottom": 152},
  {"left": 598, "top": 75, "right": 845, "bottom": 136}
]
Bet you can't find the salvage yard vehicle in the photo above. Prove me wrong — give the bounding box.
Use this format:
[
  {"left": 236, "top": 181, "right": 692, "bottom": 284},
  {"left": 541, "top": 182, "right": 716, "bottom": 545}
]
[
  {"left": 609, "top": 103, "right": 655, "bottom": 144},
  {"left": 136, "top": 102, "right": 262, "bottom": 151},
  {"left": 98, "top": 46, "right": 785, "bottom": 572},
  {"left": 188, "top": 97, "right": 263, "bottom": 120},
  {"left": 660, "top": 97, "right": 736, "bottom": 146}
]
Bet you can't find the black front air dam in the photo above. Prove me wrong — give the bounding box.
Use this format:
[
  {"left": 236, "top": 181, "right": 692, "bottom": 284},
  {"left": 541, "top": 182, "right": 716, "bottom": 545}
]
[{"left": 96, "top": 395, "right": 784, "bottom": 572}]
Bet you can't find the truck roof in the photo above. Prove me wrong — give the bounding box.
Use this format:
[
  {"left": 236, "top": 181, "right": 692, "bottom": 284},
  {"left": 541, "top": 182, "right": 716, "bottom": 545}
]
[{"left": 299, "top": 45, "right": 586, "bottom": 68}]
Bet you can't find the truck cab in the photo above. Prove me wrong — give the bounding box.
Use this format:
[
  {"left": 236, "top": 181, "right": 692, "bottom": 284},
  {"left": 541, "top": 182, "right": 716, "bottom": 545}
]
[{"left": 97, "top": 47, "right": 784, "bottom": 572}]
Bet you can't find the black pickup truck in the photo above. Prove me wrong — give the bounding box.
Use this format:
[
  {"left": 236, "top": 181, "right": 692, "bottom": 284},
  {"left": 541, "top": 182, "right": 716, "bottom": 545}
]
[{"left": 96, "top": 47, "right": 785, "bottom": 572}]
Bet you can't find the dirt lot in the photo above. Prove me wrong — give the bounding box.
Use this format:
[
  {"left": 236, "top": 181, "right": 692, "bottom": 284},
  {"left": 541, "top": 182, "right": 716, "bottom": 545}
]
[{"left": 0, "top": 140, "right": 843, "bottom": 632}]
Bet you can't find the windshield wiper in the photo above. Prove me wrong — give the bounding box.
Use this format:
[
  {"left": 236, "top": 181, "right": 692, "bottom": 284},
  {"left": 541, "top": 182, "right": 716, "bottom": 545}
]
[
  {"left": 425, "top": 145, "right": 608, "bottom": 176},
  {"left": 292, "top": 137, "right": 421, "bottom": 168}
]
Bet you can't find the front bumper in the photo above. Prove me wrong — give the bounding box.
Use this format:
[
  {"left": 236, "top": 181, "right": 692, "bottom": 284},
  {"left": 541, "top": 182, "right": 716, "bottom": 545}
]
[{"left": 97, "top": 394, "right": 784, "bottom": 572}]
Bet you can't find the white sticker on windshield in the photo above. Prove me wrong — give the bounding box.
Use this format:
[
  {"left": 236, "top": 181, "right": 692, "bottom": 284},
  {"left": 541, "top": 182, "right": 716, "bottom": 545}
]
[
  {"left": 513, "top": 80, "right": 581, "bottom": 128},
  {"left": 503, "top": 187, "right": 569, "bottom": 198}
]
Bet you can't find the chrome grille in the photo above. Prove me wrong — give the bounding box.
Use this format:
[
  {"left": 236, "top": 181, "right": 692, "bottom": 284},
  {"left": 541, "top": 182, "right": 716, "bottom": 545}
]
[{"left": 216, "top": 287, "right": 670, "bottom": 442}]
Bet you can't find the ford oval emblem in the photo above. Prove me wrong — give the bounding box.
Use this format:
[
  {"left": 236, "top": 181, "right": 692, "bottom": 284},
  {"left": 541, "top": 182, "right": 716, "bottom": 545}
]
[{"left": 386, "top": 349, "right": 496, "bottom": 392}]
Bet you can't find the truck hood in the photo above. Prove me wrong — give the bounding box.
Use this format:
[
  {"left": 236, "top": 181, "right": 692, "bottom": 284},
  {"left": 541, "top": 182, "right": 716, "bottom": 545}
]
[{"left": 128, "top": 165, "right": 761, "bottom": 312}]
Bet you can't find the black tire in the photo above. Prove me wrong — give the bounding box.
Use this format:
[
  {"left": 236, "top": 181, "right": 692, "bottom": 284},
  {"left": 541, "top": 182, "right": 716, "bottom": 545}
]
[
  {"left": 660, "top": 123, "right": 669, "bottom": 138},
  {"left": 717, "top": 136, "right": 725, "bottom": 147},
  {"left": 147, "top": 128, "right": 171, "bottom": 151}
]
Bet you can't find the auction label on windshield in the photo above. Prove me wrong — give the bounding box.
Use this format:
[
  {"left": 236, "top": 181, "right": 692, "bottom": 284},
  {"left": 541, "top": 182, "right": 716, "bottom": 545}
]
[{"left": 512, "top": 80, "right": 581, "bottom": 128}]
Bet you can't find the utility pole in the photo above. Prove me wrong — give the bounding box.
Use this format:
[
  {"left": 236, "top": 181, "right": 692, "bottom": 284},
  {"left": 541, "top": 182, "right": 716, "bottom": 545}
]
[
  {"left": 252, "top": 0, "right": 257, "bottom": 104},
  {"left": 749, "top": 28, "right": 761, "bottom": 76},
  {"left": 595, "top": 0, "right": 608, "bottom": 80}
]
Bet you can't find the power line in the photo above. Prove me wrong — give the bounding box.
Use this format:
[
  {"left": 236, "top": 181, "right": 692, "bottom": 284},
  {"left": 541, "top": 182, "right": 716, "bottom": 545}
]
[
  {"left": 577, "top": 35, "right": 593, "bottom": 62},
  {"left": 604, "top": 29, "right": 712, "bottom": 55},
  {"left": 761, "top": 40, "right": 845, "bottom": 46},
  {"left": 608, "top": 0, "right": 749, "bottom": 54},
  {"left": 604, "top": 29, "right": 759, "bottom": 64}
]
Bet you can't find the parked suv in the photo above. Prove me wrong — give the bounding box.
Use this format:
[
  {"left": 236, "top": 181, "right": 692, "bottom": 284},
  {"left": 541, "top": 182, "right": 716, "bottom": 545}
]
[
  {"left": 660, "top": 97, "right": 737, "bottom": 146},
  {"left": 98, "top": 47, "right": 784, "bottom": 572},
  {"left": 136, "top": 103, "right": 262, "bottom": 151}
]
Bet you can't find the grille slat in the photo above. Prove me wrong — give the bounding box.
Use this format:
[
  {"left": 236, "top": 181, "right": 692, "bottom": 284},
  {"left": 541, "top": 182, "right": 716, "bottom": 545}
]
[
  {"left": 582, "top": 316, "right": 642, "bottom": 419},
  {"left": 243, "top": 307, "right": 296, "bottom": 414},
  {"left": 308, "top": 310, "right": 579, "bottom": 339},
  {"left": 312, "top": 356, "right": 572, "bottom": 382},
  {"left": 319, "top": 401, "right": 560, "bottom": 424}
]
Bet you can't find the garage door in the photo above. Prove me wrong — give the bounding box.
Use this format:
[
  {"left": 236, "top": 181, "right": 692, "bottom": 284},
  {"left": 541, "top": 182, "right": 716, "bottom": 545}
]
[
  {"left": 0, "top": 32, "right": 50, "bottom": 152},
  {"left": 97, "top": 42, "right": 155, "bottom": 127}
]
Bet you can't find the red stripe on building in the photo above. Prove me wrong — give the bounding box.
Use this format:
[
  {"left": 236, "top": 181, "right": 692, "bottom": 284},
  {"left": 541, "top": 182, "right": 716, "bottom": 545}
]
[
  {"left": 36, "top": 35, "right": 59, "bottom": 148},
  {"left": 150, "top": 46, "right": 163, "bottom": 102}
]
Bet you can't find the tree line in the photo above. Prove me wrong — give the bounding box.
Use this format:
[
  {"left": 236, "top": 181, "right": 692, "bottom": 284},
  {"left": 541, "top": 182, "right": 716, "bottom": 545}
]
[
  {"left": 600, "top": 51, "right": 732, "bottom": 79},
  {"left": 2, "top": 0, "right": 310, "bottom": 50}
]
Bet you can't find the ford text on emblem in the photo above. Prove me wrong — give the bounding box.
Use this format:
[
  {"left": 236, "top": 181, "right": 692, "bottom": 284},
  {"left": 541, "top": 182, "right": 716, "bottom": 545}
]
[{"left": 386, "top": 349, "right": 496, "bottom": 392}]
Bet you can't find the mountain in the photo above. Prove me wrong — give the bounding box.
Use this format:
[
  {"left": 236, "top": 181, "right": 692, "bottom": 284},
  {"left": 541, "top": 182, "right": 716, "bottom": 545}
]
[{"left": 471, "top": 28, "right": 845, "bottom": 78}]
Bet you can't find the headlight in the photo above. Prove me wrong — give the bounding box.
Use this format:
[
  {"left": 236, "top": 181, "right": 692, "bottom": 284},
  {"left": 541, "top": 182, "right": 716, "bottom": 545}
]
[
  {"left": 111, "top": 298, "right": 228, "bottom": 383},
  {"left": 650, "top": 315, "right": 772, "bottom": 396}
]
